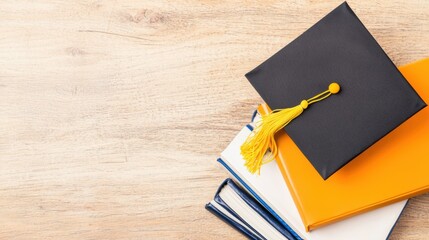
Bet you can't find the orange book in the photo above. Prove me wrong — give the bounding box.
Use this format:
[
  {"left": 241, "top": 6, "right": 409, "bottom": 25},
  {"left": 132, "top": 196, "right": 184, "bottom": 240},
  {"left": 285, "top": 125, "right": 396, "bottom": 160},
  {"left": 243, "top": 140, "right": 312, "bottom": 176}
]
[{"left": 259, "top": 58, "right": 429, "bottom": 231}]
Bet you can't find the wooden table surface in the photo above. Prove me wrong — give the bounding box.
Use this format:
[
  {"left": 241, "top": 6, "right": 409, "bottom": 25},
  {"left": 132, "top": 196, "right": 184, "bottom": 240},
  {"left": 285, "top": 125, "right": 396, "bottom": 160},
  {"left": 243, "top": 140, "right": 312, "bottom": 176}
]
[{"left": 1, "top": 0, "right": 428, "bottom": 239}]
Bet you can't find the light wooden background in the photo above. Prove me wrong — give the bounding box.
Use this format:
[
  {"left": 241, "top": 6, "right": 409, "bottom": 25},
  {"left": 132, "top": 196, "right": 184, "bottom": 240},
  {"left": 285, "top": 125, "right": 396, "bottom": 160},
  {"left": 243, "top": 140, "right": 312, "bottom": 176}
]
[{"left": 1, "top": 0, "right": 428, "bottom": 239}]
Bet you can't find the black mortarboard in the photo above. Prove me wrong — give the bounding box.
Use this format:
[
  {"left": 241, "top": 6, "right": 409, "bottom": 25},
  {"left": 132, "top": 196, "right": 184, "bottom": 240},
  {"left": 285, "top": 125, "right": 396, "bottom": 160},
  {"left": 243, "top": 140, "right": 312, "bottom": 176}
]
[{"left": 243, "top": 2, "right": 426, "bottom": 179}]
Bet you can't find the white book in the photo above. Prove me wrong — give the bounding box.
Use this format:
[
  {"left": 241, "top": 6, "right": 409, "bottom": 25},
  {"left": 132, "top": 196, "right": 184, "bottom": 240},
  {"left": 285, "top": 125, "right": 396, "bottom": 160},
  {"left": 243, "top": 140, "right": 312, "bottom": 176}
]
[{"left": 219, "top": 123, "right": 407, "bottom": 240}]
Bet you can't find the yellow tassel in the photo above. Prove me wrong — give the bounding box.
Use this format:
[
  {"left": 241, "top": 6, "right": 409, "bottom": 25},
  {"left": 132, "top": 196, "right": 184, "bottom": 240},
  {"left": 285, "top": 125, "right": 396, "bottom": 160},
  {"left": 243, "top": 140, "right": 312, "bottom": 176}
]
[{"left": 241, "top": 82, "right": 341, "bottom": 174}]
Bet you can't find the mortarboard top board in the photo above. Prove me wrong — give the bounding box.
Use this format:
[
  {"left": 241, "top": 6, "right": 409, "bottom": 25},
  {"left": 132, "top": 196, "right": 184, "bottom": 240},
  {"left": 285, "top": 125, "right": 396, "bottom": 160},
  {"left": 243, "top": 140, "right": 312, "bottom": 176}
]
[{"left": 245, "top": 2, "right": 426, "bottom": 179}]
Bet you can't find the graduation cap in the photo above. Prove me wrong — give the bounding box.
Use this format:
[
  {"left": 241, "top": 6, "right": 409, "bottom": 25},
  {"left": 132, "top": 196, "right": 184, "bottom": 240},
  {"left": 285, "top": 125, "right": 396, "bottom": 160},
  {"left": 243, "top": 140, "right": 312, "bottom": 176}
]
[{"left": 241, "top": 2, "right": 426, "bottom": 180}]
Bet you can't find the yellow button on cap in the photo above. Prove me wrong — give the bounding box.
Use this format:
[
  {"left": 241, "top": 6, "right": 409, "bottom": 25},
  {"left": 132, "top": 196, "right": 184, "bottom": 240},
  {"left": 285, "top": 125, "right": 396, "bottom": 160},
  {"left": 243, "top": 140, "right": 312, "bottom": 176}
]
[
  {"left": 329, "top": 83, "right": 340, "bottom": 94},
  {"left": 300, "top": 100, "right": 309, "bottom": 109}
]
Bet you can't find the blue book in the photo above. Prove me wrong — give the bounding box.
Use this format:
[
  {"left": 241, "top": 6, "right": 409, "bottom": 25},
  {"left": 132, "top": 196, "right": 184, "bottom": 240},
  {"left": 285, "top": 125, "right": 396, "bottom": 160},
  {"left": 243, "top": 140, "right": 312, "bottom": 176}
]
[
  {"left": 206, "top": 179, "right": 297, "bottom": 240},
  {"left": 205, "top": 202, "right": 260, "bottom": 240}
]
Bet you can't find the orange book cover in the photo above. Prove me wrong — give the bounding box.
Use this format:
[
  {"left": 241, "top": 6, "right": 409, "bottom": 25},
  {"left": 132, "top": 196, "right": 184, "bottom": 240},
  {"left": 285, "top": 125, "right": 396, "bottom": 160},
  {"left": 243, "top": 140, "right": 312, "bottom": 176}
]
[{"left": 258, "top": 58, "right": 429, "bottom": 232}]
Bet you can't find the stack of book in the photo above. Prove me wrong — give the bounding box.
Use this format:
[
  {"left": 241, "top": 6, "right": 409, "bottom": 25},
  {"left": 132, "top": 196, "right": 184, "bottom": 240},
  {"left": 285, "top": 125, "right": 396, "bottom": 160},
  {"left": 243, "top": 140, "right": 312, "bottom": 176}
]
[{"left": 206, "top": 2, "right": 429, "bottom": 240}]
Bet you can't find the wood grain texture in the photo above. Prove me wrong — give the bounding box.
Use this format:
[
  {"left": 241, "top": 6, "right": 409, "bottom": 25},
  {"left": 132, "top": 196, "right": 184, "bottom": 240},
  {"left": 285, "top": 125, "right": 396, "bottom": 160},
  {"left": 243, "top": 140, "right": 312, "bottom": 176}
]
[{"left": 0, "top": 0, "right": 428, "bottom": 239}]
